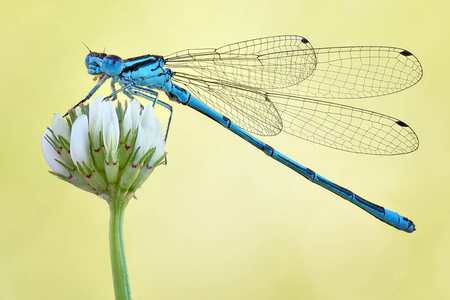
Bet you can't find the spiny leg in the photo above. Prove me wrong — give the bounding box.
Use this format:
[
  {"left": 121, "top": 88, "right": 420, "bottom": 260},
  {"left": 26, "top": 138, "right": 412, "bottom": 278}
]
[
  {"left": 110, "top": 79, "right": 118, "bottom": 101},
  {"left": 126, "top": 85, "right": 174, "bottom": 142},
  {"left": 126, "top": 86, "right": 159, "bottom": 106},
  {"left": 123, "top": 90, "right": 135, "bottom": 101},
  {"left": 154, "top": 100, "right": 173, "bottom": 142},
  {"left": 64, "top": 75, "right": 110, "bottom": 117},
  {"left": 116, "top": 87, "right": 146, "bottom": 112},
  {"left": 128, "top": 87, "right": 173, "bottom": 142},
  {"left": 105, "top": 84, "right": 173, "bottom": 144},
  {"left": 127, "top": 87, "right": 173, "bottom": 166},
  {"left": 123, "top": 86, "right": 157, "bottom": 115},
  {"left": 103, "top": 83, "right": 134, "bottom": 101}
]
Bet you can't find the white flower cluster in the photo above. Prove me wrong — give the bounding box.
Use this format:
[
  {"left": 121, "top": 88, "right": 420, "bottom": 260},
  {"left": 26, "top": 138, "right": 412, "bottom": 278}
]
[{"left": 41, "top": 96, "right": 166, "bottom": 201}]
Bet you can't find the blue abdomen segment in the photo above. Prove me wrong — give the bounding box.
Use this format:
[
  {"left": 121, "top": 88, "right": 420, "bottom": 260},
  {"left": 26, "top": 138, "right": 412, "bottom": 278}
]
[
  {"left": 167, "top": 83, "right": 415, "bottom": 233},
  {"left": 308, "top": 170, "right": 414, "bottom": 232},
  {"left": 259, "top": 144, "right": 414, "bottom": 232}
]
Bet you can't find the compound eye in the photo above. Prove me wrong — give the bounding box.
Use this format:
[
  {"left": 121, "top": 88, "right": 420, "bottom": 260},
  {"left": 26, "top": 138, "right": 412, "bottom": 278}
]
[
  {"left": 85, "top": 53, "right": 94, "bottom": 68},
  {"left": 102, "top": 55, "right": 124, "bottom": 76}
]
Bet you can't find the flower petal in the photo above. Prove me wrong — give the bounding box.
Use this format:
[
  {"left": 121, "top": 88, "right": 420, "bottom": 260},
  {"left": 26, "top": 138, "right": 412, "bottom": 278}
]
[
  {"left": 133, "top": 123, "right": 146, "bottom": 165},
  {"left": 133, "top": 104, "right": 157, "bottom": 164},
  {"left": 140, "top": 104, "right": 157, "bottom": 144},
  {"left": 102, "top": 101, "right": 119, "bottom": 155},
  {"left": 122, "top": 100, "right": 141, "bottom": 140},
  {"left": 75, "top": 106, "right": 83, "bottom": 117},
  {"left": 70, "top": 115, "right": 93, "bottom": 168},
  {"left": 89, "top": 96, "right": 105, "bottom": 148},
  {"left": 51, "top": 113, "right": 70, "bottom": 141},
  {"left": 41, "top": 129, "right": 70, "bottom": 177},
  {"left": 149, "top": 119, "right": 166, "bottom": 166}
]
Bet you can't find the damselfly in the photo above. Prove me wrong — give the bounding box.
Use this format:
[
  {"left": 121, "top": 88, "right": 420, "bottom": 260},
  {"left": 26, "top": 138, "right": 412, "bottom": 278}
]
[{"left": 67, "top": 35, "right": 422, "bottom": 232}]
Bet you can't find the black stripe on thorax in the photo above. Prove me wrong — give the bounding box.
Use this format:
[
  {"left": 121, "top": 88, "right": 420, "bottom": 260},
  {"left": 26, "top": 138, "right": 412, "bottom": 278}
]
[{"left": 122, "top": 55, "right": 164, "bottom": 72}]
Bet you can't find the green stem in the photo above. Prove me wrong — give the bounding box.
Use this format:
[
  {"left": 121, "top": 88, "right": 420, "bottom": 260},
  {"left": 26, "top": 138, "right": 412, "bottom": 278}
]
[{"left": 109, "top": 197, "right": 131, "bottom": 300}]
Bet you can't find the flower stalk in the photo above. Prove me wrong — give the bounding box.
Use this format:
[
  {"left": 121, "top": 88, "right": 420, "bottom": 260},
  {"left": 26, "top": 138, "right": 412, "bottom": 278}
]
[
  {"left": 41, "top": 96, "right": 167, "bottom": 299},
  {"left": 109, "top": 195, "right": 131, "bottom": 300}
]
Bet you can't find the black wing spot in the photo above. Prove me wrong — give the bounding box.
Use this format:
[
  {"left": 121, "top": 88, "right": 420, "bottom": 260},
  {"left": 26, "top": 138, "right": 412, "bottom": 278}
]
[
  {"left": 301, "top": 37, "right": 309, "bottom": 44},
  {"left": 400, "top": 50, "right": 413, "bottom": 57},
  {"left": 396, "top": 120, "right": 409, "bottom": 127}
]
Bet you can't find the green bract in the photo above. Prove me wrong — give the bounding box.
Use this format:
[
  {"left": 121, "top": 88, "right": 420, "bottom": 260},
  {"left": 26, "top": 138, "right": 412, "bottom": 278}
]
[{"left": 41, "top": 96, "right": 166, "bottom": 201}]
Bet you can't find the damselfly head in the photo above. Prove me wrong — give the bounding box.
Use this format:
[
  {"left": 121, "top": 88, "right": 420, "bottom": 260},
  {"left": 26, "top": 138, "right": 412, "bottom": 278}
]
[
  {"left": 102, "top": 55, "right": 124, "bottom": 76},
  {"left": 85, "top": 52, "right": 107, "bottom": 75}
]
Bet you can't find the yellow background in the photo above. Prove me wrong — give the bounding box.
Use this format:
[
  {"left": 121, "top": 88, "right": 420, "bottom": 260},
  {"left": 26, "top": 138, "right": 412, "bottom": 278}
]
[{"left": 1, "top": 0, "right": 449, "bottom": 299}]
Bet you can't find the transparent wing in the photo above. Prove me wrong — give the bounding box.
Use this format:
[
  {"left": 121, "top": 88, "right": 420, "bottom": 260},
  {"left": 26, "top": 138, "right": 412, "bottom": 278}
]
[
  {"left": 173, "top": 73, "right": 283, "bottom": 136},
  {"left": 166, "top": 37, "right": 422, "bottom": 98},
  {"left": 172, "top": 74, "right": 418, "bottom": 155},
  {"left": 280, "top": 46, "right": 423, "bottom": 98},
  {"left": 269, "top": 93, "right": 418, "bottom": 155},
  {"left": 165, "top": 35, "right": 317, "bottom": 90},
  {"left": 167, "top": 36, "right": 421, "bottom": 155}
]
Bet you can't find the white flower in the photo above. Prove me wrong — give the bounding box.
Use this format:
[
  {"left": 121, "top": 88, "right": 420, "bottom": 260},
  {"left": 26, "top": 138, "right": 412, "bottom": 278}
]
[{"left": 41, "top": 97, "right": 166, "bottom": 201}]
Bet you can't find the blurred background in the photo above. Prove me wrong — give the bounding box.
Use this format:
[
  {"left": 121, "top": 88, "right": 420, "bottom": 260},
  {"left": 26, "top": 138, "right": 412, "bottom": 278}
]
[{"left": 1, "top": 0, "right": 449, "bottom": 299}]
